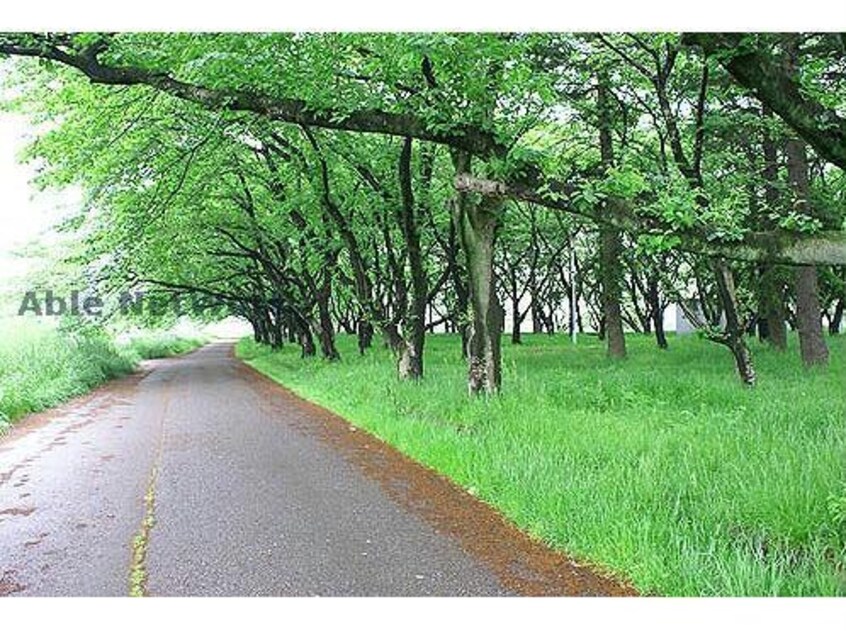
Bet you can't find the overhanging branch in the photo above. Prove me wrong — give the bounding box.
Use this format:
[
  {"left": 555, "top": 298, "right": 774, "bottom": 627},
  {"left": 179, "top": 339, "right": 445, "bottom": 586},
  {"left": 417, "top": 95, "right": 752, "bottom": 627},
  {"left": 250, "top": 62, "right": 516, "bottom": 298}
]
[
  {"left": 0, "top": 33, "right": 508, "bottom": 159},
  {"left": 454, "top": 174, "right": 846, "bottom": 266},
  {"left": 683, "top": 33, "right": 846, "bottom": 170}
]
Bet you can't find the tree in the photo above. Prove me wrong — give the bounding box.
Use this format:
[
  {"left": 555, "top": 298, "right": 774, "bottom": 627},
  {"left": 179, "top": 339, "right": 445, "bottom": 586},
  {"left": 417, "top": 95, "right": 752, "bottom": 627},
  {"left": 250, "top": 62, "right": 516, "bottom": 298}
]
[{"left": 3, "top": 31, "right": 844, "bottom": 393}]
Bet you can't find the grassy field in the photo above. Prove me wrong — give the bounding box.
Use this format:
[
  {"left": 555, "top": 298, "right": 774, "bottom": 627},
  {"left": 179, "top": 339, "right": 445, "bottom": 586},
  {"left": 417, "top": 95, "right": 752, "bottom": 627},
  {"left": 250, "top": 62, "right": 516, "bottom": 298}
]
[
  {"left": 0, "top": 319, "right": 204, "bottom": 429},
  {"left": 238, "top": 332, "right": 846, "bottom": 596}
]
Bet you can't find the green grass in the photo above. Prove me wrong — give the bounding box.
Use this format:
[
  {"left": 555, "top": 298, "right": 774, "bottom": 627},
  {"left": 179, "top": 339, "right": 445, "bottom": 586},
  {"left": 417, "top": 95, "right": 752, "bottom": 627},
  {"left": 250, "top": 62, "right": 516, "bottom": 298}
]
[
  {"left": 0, "top": 319, "right": 204, "bottom": 430},
  {"left": 118, "top": 329, "right": 206, "bottom": 362},
  {"left": 238, "top": 332, "right": 846, "bottom": 596}
]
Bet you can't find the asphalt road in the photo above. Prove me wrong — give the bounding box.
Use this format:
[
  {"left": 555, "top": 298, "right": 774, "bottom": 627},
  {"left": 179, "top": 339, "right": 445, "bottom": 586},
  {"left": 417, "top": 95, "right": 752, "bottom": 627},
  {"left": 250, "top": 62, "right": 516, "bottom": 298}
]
[{"left": 0, "top": 342, "right": 632, "bottom": 597}]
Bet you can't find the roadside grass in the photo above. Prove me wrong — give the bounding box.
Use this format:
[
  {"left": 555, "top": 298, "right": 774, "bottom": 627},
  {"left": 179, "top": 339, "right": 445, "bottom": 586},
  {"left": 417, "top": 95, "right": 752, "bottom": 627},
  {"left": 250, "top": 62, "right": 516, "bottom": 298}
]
[
  {"left": 238, "top": 332, "right": 846, "bottom": 596},
  {"left": 0, "top": 319, "right": 204, "bottom": 430},
  {"left": 118, "top": 329, "right": 206, "bottom": 362}
]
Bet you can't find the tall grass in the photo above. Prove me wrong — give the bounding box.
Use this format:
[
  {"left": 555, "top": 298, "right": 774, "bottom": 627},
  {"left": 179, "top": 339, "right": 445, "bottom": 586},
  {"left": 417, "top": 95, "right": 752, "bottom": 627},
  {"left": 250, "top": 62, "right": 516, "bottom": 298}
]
[
  {"left": 238, "top": 332, "right": 846, "bottom": 596},
  {"left": 118, "top": 329, "right": 206, "bottom": 361},
  {"left": 0, "top": 320, "right": 134, "bottom": 427},
  {"left": 0, "top": 319, "right": 204, "bottom": 430}
]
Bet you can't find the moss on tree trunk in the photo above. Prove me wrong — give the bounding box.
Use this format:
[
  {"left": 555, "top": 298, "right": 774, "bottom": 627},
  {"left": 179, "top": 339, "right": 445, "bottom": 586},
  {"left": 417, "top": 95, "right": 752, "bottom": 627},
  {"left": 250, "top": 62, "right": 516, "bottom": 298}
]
[{"left": 453, "top": 151, "right": 503, "bottom": 395}]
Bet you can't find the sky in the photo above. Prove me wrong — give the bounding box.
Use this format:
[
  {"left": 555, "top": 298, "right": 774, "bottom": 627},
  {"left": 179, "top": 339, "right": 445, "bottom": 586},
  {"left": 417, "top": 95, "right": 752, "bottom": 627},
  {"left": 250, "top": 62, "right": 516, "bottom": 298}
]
[{"left": 0, "top": 110, "right": 80, "bottom": 284}]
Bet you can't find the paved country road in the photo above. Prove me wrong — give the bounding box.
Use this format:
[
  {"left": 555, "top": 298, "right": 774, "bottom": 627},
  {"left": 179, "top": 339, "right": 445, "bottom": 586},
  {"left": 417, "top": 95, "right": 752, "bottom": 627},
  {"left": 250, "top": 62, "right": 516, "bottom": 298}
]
[{"left": 0, "top": 342, "right": 633, "bottom": 597}]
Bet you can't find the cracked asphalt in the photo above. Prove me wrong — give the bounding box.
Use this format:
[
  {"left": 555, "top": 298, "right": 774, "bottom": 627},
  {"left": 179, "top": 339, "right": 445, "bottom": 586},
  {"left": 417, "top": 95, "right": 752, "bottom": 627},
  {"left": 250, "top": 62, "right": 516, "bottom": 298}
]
[{"left": 0, "top": 342, "right": 632, "bottom": 597}]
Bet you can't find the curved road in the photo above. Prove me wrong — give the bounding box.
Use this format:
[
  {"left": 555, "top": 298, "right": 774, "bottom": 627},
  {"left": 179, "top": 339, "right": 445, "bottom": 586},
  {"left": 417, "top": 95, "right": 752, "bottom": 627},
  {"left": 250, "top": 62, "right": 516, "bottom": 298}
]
[{"left": 0, "top": 343, "right": 632, "bottom": 597}]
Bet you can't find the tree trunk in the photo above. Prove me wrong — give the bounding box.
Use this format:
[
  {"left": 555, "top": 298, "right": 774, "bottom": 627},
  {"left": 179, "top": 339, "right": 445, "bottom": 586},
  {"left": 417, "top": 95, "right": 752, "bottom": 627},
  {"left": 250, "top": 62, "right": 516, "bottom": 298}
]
[
  {"left": 303, "top": 126, "right": 375, "bottom": 362},
  {"left": 510, "top": 272, "right": 523, "bottom": 344},
  {"left": 600, "top": 223, "right": 626, "bottom": 358},
  {"left": 784, "top": 141, "right": 828, "bottom": 365},
  {"left": 357, "top": 319, "right": 374, "bottom": 354},
  {"left": 653, "top": 312, "right": 668, "bottom": 350},
  {"left": 300, "top": 326, "right": 317, "bottom": 358},
  {"left": 268, "top": 322, "right": 285, "bottom": 350},
  {"left": 338, "top": 317, "right": 356, "bottom": 335},
  {"left": 397, "top": 339, "right": 423, "bottom": 380},
  {"left": 597, "top": 70, "right": 626, "bottom": 359},
  {"left": 286, "top": 311, "right": 316, "bottom": 357},
  {"left": 759, "top": 105, "right": 788, "bottom": 351},
  {"left": 396, "top": 137, "right": 427, "bottom": 380},
  {"left": 714, "top": 261, "right": 756, "bottom": 386},
  {"left": 453, "top": 151, "right": 502, "bottom": 395},
  {"left": 532, "top": 301, "right": 544, "bottom": 334},
  {"left": 795, "top": 265, "right": 829, "bottom": 366},
  {"left": 830, "top": 298, "right": 844, "bottom": 335},
  {"left": 758, "top": 265, "right": 788, "bottom": 351},
  {"left": 382, "top": 322, "right": 403, "bottom": 353},
  {"left": 511, "top": 320, "right": 523, "bottom": 344},
  {"left": 445, "top": 216, "right": 471, "bottom": 359},
  {"left": 647, "top": 276, "right": 668, "bottom": 350},
  {"left": 315, "top": 271, "right": 340, "bottom": 361},
  {"left": 253, "top": 309, "right": 271, "bottom": 346},
  {"left": 545, "top": 311, "right": 555, "bottom": 334},
  {"left": 726, "top": 335, "right": 757, "bottom": 387},
  {"left": 250, "top": 316, "right": 262, "bottom": 344},
  {"left": 783, "top": 34, "right": 829, "bottom": 367}
]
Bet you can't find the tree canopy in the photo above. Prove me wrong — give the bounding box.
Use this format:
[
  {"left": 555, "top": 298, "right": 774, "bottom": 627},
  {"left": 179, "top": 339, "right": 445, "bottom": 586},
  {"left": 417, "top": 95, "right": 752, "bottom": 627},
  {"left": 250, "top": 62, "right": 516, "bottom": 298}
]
[{"left": 1, "top": 32, "right": 844, "bottom": 392}]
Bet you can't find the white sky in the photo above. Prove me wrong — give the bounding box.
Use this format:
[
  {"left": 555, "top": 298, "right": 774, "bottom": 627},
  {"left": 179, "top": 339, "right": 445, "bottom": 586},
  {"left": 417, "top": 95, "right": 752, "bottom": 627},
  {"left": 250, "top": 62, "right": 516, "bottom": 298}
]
[{"left": 0, "top": 111, "right": 80, "bottom": 283}]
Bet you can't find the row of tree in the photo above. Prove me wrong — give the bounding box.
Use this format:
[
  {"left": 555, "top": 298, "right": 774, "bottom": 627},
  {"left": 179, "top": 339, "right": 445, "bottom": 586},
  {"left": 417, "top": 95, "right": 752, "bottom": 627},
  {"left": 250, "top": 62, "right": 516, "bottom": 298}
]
[{"left": 1, "top": 32, "right": 844, "bottom": 392}]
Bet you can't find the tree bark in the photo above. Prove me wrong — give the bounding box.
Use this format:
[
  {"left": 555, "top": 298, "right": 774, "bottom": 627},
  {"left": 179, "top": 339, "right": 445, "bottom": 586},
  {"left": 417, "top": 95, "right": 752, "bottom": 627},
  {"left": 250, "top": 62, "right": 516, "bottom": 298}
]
[
  {"left": 795, "top": 265, "right": 830, "bottom": 366},
  {"left": 299, "top": 324, "right": 317, "bottom": 358},
  {"left": 758, "top": 105, "right": 788, "bottom": 350},
  {"left": 443, "top": 215, "right": 471, "bottom": 358},
  {"left": 714, "top": 261, "right": 757, "bottom": 386},
  {"left": 758, "top": 266, "right": 788, "bottom": 351},
  {"left": 510, "top": 268, "right": 524, "bottom": 344},
  {"left": 600, "top": 222, "right": 626, "bottom": 358},
  {"left": 357, "top": 319, "right": 374, "bottom": 354},
  {"left": 315, "top": 268, "right": 340, "bottom": 361},
  {"left": 646, "top": 276, "right": 668, "bottom": 350},
  {"left": 597, "top": 70, "right": 627, "bottom": 359},
  {"left": 531, "top": 302, "right": 544, "bottom": 334},
  {"left": 785, "top": 132, "right": 829, "bottom": 366},
  {"left": 252, "top": 313, "right": 266, "bottom": 345},
  {"left": 780, "top": 33, "right": 829, "bottom": 367},
  {"left": 396, "top": 137, "right": 427, "bottom": 380},
  {"left": 453, "top": 151, "right": 503, "bottom": 395},
  {"left": 287, "top": 310, "right": 317, "bottom": 357}
]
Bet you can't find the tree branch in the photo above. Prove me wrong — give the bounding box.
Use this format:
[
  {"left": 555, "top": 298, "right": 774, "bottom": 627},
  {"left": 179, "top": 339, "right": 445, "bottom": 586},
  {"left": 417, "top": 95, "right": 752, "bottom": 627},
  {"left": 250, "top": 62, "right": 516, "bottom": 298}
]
[
  {"left": 683, "top": 32, "right": 846, "bottom": 169},
  {"left": 454, "top": 173, "right": 846, "bottom": 266},
  {"left": 0, "top": 33, "right": 508, "bottom": 159}
]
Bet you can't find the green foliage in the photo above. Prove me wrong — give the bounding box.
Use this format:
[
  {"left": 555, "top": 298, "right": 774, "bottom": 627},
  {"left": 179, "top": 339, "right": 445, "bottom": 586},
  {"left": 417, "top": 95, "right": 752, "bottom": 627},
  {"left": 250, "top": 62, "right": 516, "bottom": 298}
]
[
  {"left": 777, "top": 210, "right": 824, "bottom": 234},
  {"left": 598, "top": 165, "right": 647, "bottom": 200},
  {"left": 635, "top": 232, "right": 683, "bottom": 254},
  {"left": 0, "top": 319, "right": 133, "bottom": 423},
  {"left": 0, "top": 319, "right": 203, "bottom": 426},
  {"left": 118, "top": 330, "right": 206, "bottom": 362},
  {"left": 0, "top": 32, "right": 843, "bottom": 596},
  {"left": 239, "top": 333, "right": 846, "bottom": 596},
  {"left": 827, "top": 485, "right": 846, "bottom": 536},
  {"left": 3, "top": 33, "right": 845, "bottom": 346}
]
